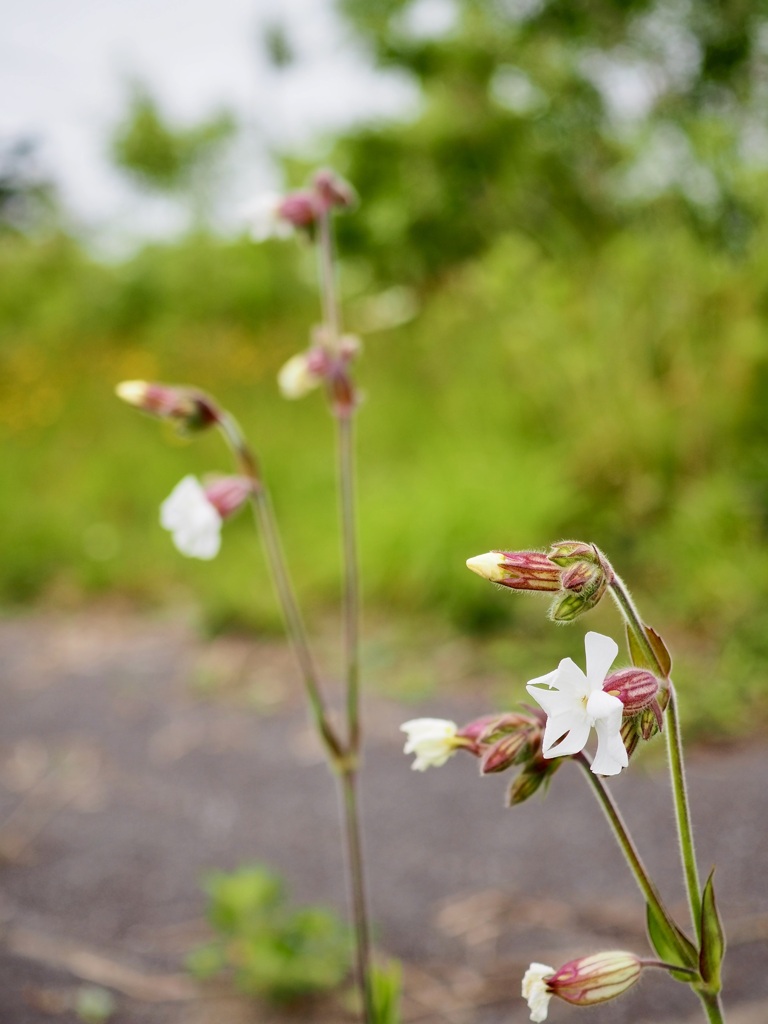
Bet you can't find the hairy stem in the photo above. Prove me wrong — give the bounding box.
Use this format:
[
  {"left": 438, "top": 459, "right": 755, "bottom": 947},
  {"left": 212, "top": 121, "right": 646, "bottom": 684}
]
[
  {"left": 575, "top": 754, "right": 693, "bottom": 964},
  {"left": 607, "top": 571, "right": 703, "bottom": 939}
]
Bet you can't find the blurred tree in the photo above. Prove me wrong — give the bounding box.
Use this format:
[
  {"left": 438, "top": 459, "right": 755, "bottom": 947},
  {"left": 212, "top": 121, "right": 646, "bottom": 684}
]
[
  {"left": 329, "top": 0, "right": 768, "bottom": 282},
  {"left": 0, "top": 138, "right": 57, "bottom": 235},
  {"left": 110, "top": 85, "right": 236, "bottom": 226}
]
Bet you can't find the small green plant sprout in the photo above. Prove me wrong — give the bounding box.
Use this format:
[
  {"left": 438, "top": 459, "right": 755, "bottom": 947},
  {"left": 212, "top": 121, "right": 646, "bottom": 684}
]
[
  {"left": 187, "top": 864, "right": 351, "bottom": 1004},
  {"left": 407, "top": 541, "right": 727, "bottom": 1023}
]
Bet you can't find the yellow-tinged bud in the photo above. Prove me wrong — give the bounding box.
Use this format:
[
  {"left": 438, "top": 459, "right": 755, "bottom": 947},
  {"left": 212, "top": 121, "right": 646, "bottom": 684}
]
[
  {"left": 115, "top": 380, "right": 219, "bottom": 431},
  {"left": 466, "top": 551, "right": 561, "bottom": 591}
]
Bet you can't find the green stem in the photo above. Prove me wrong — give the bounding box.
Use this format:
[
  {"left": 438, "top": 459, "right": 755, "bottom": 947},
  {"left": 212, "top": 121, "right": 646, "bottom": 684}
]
[
  {"left": 318, "top": 209, "right": 341, "bottom": 340},
  {"left": 337, "top": 413, "right": 361, "bottom": 752},
  {"left": 607, "top": 571, "right": 703, "bottom": 940},
  {"left": 340, "top": 768, "right": 374, "bottom": 1023},
  {"left": 216, "top": 413, "right": 342, "bottom": 759},
  {"left": 698, "top": 989, "right": 726, "bottom": 1024},
  {"left": 575, "top": 754, "right": 692, "bottom": 963}
]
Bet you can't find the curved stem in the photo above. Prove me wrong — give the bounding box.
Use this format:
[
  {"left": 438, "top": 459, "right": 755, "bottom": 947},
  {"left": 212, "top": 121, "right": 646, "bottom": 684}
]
[
  {"left": 575, "top": 754, "right": 692, "bottom": 962},
  {"left": 216, "top": 412, "right": 342, "bottom": 759}
]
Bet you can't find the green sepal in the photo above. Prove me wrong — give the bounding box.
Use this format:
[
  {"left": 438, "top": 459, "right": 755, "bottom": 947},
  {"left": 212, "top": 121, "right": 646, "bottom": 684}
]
[
  {"left": 646, "top": 901, "right": 699, "bottom": 983},
  {"left": 625, "top": 622, "right": 672, "bottom": 677},
  {"left": 698, "top": 869, "right": 725, "bottom": 993}
]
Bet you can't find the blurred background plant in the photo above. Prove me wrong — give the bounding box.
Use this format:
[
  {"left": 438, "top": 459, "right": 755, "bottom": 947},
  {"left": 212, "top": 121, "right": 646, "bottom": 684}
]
[
  {"left": 187, "top": 864, "right": 351, "bottom": 1003},
  {"left": 3, "top": 0, "right": 768, "bottom": 737}
]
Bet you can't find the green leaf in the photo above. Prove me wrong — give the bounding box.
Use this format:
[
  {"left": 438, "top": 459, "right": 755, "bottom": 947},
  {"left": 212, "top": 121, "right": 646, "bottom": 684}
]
[
  {"left": 626, "top": 623, "right": 654, "bottom": 670},
  {"left": 371, "top": 959, "right": 402, "bottom": 1024},
  {"left": 646, "top": 625, "right": 673, "bottom": 677},
  {"left": 646, "top": 901, "right": 699, "bottom": 982},
  {"left": 699, "top": 869, "right": 725, "bottom": 992},
  {"left": 625, "top": 623, "right": 672, "bottom": 677}
]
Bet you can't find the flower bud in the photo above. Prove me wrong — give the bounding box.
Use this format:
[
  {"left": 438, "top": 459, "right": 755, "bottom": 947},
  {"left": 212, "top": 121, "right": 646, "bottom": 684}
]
[
  {"left": 203, "top": 476, "right": 253, "bottom": 519},
  {"left": 278, "top": 190, "right": 320, "bottom": 229},
  {"left": 116, "top": 381, "right": 219, "bottom": 432},
  {"left": 481, "top": 732, "right": 530, "bottom": 774},
  {"left": 277, "top": 350, "right": 329, "bottom": 399},
  {"left": 545, "top": 950, "right": 642, "bottom": 1008},
  {"left": 465, "top": 551, "right": 561, "bottom": 591},
  {"left": 603, "top": 667, "right": 661, "bottom": 715},
  {"left": 312, "top": 168, "right": 357, "bottom": 210},
  {"left": 547, "top": 540, "right": 606, "bottom": 569}
]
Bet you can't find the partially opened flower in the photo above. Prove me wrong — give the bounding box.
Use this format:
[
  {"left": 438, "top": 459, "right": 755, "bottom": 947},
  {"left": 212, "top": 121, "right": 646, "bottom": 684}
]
[
  {"left": 401, "top": 718, "right": 460, "bottom": 771},
  {"left": 522, "top": 952, "right": 643, "bottom": 1021},
  {"left": 160, "top": 476, "right": 223, "bottom": 560},
  {"left": 525, "top": 631, "right": 628, "bottom": 776}
]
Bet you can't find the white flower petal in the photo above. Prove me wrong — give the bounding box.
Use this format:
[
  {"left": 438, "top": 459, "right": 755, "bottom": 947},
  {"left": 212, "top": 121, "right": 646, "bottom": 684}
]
[
  {"left": 553, "top": 657, "right": 589, "bottom": 697},
  {"left": 522, "top": 963, "right": 554, "bottom": 1023},
  {"left": 160, "top": 476, "right": 222, "bottom": 560},
  {"left": 543, "top": 712, "right": 591, "bottom": 758},
  {"left": 525, "top": 683, "right": 575, "bottom": 719},
  {"left": 584, "top": 631, "right": 619, "bottom": 689},
  {"left": 400, "top": 719, "right": 458, "bottom": 770},
  {"left": 591, "top": 706, "right": 628, "bottom": 776}
]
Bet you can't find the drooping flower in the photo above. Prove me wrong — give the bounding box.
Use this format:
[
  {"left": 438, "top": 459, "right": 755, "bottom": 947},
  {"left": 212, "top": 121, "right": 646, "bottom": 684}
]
[
  {"left": 522, "top": 952, "right": 643, "bottom": 1021},
  {"left": 525, "top": 631, "right": 628, "bottom": 776},
  {"left": 522, "top": 963, "right": 555, "bottom": 1022},
  {"left": 244, "top": 190, "right": 319, "bottom": 242},
  {"left": 400, "top": 718, "right": 460, "bottom": 771},
  {"left": 160, "top": 476, "right": 222, "bottom": 560}
]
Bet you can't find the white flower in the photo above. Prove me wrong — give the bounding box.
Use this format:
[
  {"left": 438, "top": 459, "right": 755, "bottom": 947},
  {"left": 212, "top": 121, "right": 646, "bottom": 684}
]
[
  {"left": 278, "top": 353, "right": 324, "bottom": 399},
  {"left": 160, "top": 476, "right": 222, "bottom": 560},
  {"left": 243, "top": 192, "right": 293, "bottom": 242},
  {"left": 401, "top": 718, "right": 459, "bottom": 771},
  {"left": 525, "top": 631, "right": 628, "bottom": 776},
  {"left": 522, "top": 962, "right": 554, "bottom": 1022}
]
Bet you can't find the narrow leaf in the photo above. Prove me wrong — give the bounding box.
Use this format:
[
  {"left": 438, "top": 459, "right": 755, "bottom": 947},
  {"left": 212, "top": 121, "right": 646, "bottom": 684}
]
[
  {"left": 626, "top": 623, "right": 653, "bottom": 670},
  {"left": 646, "top": 901, "right": 699, "bottom": 982},
  {"left": 699, "top": 869, "right": 725, "bottom": 992},
  {"left": 646, "top": 625, "right": 672, "bottom": 677}
]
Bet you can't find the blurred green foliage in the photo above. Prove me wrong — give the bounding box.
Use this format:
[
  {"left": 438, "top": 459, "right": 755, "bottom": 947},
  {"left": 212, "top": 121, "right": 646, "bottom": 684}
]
[
  {"left": 111, "top": 85, "right": 236, "bottom": 222},
  {"left": 1, "top": 210, "right": 767, "bottom": 733},
  {"left": 328, "top": 0, "right": 768, "bottom": 282},
  {"left": 187, "top": 864, "right": 351, "bottom": 1002}
]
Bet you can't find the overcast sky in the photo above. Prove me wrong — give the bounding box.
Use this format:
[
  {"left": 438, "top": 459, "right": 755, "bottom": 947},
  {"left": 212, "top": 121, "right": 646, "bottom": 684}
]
[{"left": 2, "top": 0, "right": 419, "bottom": 243}]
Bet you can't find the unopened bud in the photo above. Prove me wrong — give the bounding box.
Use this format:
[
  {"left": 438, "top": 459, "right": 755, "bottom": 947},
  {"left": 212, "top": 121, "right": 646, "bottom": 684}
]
[
  {"left": 116, "top": 381, "right": 219, "bottom": 431},
  {"left": 203, "top": 476, "right": 253, "bottom": 519},
  {"left": 603, "top": 668, "right": 661, "bottom": 715},
  {"left": 481, "top": 732, "right": 529, "bottom": 774},
  {"left": 313, "top": 168, "right": 357, "bottom": 210},
  {"left": 547, "top": 540, "right": 607, "bottom": 569},
  {"left": 278, "top": 190, "right": 320, "bottom": 229},
  {"left": 466, "top": 551, "right": 561, "bottom": 591},
  {"left": 544, "top": 950, "right": 642, "bottom": 1008}
]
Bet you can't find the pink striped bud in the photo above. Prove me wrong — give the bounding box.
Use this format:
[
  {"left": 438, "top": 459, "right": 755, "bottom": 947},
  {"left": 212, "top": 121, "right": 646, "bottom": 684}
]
[
  {"left": 116, "top": 381, "right": 219, "bottom": 431},
  {"left": 466, "top": 551, "right": 561, "bottom": 592},
  {"left": 603, "top": 668, "right": 661, "bottom": 716},
  {"left": 481, "top": 732, "right": 530, "bottom": 774},
  {"left": 203, "top": 476, "right": 253, "bottom": 519},
  {"left": 544, "top": 950, "right": 642, "bottom": 1008}
]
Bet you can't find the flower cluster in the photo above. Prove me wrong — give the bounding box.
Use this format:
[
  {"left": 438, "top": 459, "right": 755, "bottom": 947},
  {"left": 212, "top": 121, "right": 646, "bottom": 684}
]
[
  {"left": 244, "top": 168, "right": 356, "bottom": 243},
  {"left": 277, "top": 327, "right": 361, "bottom": 415},
  {"left": 466, "top": 541, "right": 612, "bottom": 622}
]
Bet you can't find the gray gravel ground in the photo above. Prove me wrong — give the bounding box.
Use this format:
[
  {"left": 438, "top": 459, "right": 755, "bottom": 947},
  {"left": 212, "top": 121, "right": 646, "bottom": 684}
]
[{"left": 0, "top": 610, "right": 765, "bottom": 1024}]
